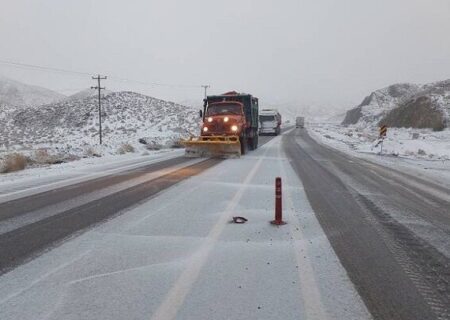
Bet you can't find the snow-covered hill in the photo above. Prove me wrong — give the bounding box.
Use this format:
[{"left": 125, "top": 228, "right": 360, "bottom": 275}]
[
  {"left": 342, "top": 83, "right": 421, "bottom": 126},
  {"left": 311, "top": 79, "right": 450, "bottom": 161},
  {"left": 382, "top": 80, "right": 450, "bottom": 130},
  {"left": 0, "top": 91, "right": 200, "bottom": 156},
  {"left": 66, "top": 88, "right": 114, "bottom": 102},
  {"left": 342, "top": 80, "right": 450, "bottom": 130},
  {"left": 0, "top": 75, "right": 65, "bottom": 107}
]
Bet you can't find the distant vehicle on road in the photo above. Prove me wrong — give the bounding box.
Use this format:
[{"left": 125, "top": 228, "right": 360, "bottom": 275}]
[
  {"left": 296, "top": 116, "right": 305, "bottom": 128},
  {"left": 259, "top": 109, "right": 281, "bottom": 135},
  {"left": 182, "top": 91, "right": 259, "bottom": 157}
]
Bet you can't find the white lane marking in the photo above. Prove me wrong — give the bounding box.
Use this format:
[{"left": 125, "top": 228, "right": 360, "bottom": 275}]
[
  {"left": 0, "top": 151, "right": 184, "bottom": 203},
  {"left": 277, "top": 142, "right": 329, "bottom": 320},
  {"left": 149, "top": 139, "right": 277, "bottom": 320}
]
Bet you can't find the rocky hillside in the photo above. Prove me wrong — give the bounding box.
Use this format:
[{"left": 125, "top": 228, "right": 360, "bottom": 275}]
[
  {"left": 0, "top": 75, "right": 65, "bottom": 107},
  {"left": 342, "top": 83, "right": 420, "bottom": 125},
  {"left": 342, "top": 80, "right": 450, "bottom": 130},
  {"left": 0, "top": 91, "right": 200, "bottom": 155},
  {"left": 381, "top": 80, "right": 450, "bottom": 130}
]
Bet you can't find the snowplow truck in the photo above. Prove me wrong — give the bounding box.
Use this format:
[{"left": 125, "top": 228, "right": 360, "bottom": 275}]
[{"left": 182, "top": 91, "right": 259, "bottom": 158}]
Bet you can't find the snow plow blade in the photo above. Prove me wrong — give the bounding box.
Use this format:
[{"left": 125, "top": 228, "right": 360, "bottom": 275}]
[{"left": 181, "top": 136, "right": 241, "bottom": 158}]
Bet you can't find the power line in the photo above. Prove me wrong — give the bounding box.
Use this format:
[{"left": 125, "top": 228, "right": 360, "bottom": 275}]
[
  {"left": 109, "top": 76, "right": 202, "bottom": 89},
  {"left": 54, "top": 87, "right": 95, "bottom": 93},
  {"left": 0, "top": 59, "right": 91, "bottom": 76},
  {"left": 0, "top": 58, "right": 205, "bottom": 89}
]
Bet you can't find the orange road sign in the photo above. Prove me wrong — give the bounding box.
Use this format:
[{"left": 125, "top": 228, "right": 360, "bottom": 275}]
[{"left": 379, "top": 125, "right": 387, "bottom": 138}]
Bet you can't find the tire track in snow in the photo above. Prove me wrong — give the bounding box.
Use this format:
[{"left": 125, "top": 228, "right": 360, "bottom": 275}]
[{"left": 277, "top": 143, "right": 329, "bottom": 320}]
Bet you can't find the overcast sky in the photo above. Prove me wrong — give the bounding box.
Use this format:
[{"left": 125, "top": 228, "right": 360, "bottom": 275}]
[{"left": 1, "top": 0, "right": 449, "bottom": 112}]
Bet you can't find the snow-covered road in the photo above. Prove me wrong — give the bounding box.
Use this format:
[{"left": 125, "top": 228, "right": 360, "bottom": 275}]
[
  {"left": 0, "top": 149, "right": 184, "bottom": 202},
  {"left": 0, "top": 133, "right": 370, "bottom": 320}
]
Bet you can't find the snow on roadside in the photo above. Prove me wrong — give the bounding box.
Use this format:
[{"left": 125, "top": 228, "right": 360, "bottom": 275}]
[
  {"left": 0, "top": 149, "right": 181, "bottom": 194},
  {"left": 309, "top": 121, "right": 450, "bottom": 160},
  {"left": 307, "top": 119, "right": 450, "bottom": 187}
]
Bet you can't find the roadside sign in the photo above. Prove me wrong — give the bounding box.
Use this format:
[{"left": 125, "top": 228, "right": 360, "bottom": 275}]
[
  {"left": 379, "top": 125, "right": 387, "bottom": 138},
  {"left": 377, "top": 125, "right": 388, "bottom": 155}
]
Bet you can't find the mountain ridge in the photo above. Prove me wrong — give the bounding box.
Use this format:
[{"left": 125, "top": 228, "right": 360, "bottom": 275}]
[{"left": 0, "top": 75, "right": 66, "bottom": 107}]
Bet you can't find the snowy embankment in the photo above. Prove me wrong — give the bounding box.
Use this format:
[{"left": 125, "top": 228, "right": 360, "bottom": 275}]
[
  {"left": 310, "top": 120, "right": 450, "bottom": 160},
  {"left": 308, "top": 119, "right": 450, "bottom": 188},
  {"left": 312, "top": 79, "right": 450, "bottom": 187},
  {"left": 0, "top": 149, "right": 183, "bottom": 201},
  {"left": 333, "top": 79, "right": 450, "bottom": 160}
]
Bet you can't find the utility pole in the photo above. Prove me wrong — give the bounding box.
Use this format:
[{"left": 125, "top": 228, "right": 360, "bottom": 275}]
[
  {"left": 201, "top": 84, "right": 210, "bottom": 99},
  {"left": 91, "top": 75, "right": 107, "bottom": 145}
]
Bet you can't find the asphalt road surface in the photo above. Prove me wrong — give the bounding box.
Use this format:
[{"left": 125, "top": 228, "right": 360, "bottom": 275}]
[
  {"left": 284, "top": 128, "right": 450, "bottom": 320},
  {"left": 1, "top": 127, "right": 448, "bottom": 320},
  {"left": 0, "top": 133, "right": 278, "bottom": 275}
]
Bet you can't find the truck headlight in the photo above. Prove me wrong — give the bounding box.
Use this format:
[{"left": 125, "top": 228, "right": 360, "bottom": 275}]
[
  {"left": 224, "top": 116, "right": 229, "bottom": 122},
  {"left": 207, "top": 117, "right": 213, "bottom": 123},
  {"left": 203, "top": 126, "right": 208, "bottom": 132},
  {"left": 231, "top": 125, "right": 238, "bottom": 132}
]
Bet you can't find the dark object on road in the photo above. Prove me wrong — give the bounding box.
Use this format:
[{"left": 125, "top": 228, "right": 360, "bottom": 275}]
[{"left": 232, "top": 216, "right": 248, "bottom": 224}]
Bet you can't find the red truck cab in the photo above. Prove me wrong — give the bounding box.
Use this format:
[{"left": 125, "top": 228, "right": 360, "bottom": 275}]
[{"left": 201, "top": 101, "right": 247, "bottom": 137}]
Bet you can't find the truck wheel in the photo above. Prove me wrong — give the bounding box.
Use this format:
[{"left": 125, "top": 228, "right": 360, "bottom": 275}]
[
  {"left": 247, "top": 137, "right": 254, "bottom": 150},
  {"left": 253, "top": 135, "right": 258, "bottom": 149},
  {"left": 240, "top": 135, "right": 248, "bottom": 155}
]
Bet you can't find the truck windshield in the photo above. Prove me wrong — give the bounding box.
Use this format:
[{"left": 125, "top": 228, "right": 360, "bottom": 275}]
[
  {"left": 260, "top": 115, "right": 275, "bottom": 122},
  {"left": 206, "top": 104, "right": 242, "bottom": 116}
]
